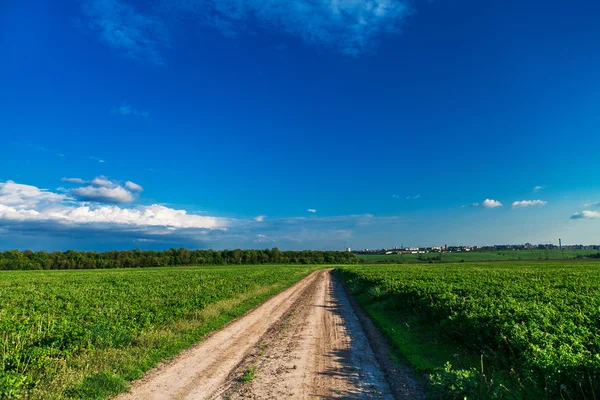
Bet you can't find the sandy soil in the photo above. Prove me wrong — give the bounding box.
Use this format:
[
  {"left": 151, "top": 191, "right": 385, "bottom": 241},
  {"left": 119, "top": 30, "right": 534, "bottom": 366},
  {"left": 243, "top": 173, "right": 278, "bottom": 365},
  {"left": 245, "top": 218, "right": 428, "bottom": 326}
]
[{"left": 117, "top": 270, "right": 422, "bottom": 400}]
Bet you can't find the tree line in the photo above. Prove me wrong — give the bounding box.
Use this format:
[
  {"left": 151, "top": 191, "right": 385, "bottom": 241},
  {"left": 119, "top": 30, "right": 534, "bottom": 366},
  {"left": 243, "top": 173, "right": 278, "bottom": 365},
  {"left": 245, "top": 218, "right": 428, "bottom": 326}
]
[{"left": 0, "top": 248, "right": 358, "bottom": 270}]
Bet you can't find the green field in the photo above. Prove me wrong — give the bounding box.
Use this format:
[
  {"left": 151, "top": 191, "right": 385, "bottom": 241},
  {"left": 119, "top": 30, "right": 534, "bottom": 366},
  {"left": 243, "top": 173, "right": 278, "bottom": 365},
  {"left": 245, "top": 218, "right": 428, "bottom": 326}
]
[
  {"left": 4, "top": 260, "right": 600, "bottom": 399},
  {"left": 0, "top": 265, "right": 318, "bottom": 399},
  {"left": 336, "top": 261, "right": 600, "bottom": 399},
  {"left": 356, "top": 249, "right": 600, "bottom": 263}
]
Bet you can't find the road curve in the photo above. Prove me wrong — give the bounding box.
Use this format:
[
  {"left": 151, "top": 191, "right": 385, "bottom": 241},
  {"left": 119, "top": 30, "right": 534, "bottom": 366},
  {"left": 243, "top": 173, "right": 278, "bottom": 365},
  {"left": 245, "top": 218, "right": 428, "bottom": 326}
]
[{"left": 117, "top": 269, "right": 409, "bottom": 400}]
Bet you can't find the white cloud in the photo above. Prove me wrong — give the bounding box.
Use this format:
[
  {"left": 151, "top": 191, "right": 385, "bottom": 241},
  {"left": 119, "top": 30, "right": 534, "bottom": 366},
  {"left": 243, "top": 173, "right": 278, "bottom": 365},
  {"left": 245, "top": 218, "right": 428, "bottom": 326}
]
[
  {"left": 405, "top": 194, "right": 420, "bottom": 200},
  {"left": 68, "top": 176, "right": 142, "bottom": 204},
  {"left": 583, "top": 201, "right": 600, "bottom": 208},
  {"left": 0, "top": 181, "right": 69, "bottom": 210},
  {"left": 472, "top": 199, "right": 503, "bottom": 208},
  {"left": 533, "top": 185, "right": 545, "bottom": 192},
  {"left": 72, "top": 185, "right": 135, "bottom": 204},
  {"left": 0, "top": 202, "right": 226, "bottom": 229},
  {"left": 89, "top": 156, "right": 106, "bottom": 163},
  {"left": 113, "top": 103, "right": 150, "bottom": 118},
  {"left": 307, "top": 209, "right": 317, "bottom": 213},
  {"left": 61, "top": 177, "right": 86, "bottom": 184},
  {"left": 255, "top": 233, "right": 274, "bottom": 243},
  {"left": 571, "top": 210, "right": 600, "bottom": 220},
  {"left": 512, "top": 200, "right": 547, "bottom": 209},
  {"left": 392, "top": 194, "right": 400, "bottom": 199},
  {"left": 254, "top": 215, "right": 266, "bottom": 222},
  {"left": 90, "top": 176, "right": 114, "bottom": 187},
  {"left": 482, "top": 199, "right": 503, "bottom": 208},
  {"left": 124, "top": 181, "right": 144, "bottom": 192},
  {"left": 0, "top": 180, "right": 228, "bottom": 231}
]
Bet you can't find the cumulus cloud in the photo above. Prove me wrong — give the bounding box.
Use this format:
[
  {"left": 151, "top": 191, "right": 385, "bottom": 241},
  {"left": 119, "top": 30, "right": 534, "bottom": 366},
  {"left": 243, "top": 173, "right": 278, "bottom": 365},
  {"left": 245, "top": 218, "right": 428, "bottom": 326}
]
[
  {"left": 72, "top": 185, "right": 135, "bottom": 203},
  {"left": 90, "top": 176, "right": 114, "bottom": 187},
  {"left": 113, "top": 103, "right": 150, "bottom": 118},
  {"left": 0, "top": 202, "right": 226, "bottom": 229},
  {"left": 533, "top": 185, "right": 545, "bottom": 192},
  {"left": 307, "top": 209, "right": 317, "bottom": 213},
  {"left": 512, "top": 200, "right": 547, "bottom": 209},
  {"left": 125, "top": 181, "right": 144, "bottom": 192},
  {"left": 472, "top": 199, "right": 503, "bottom": 209},
  {"left": 254, "top": 215, "right": 266, "bottom": 222},
  {"left": 67, "top": 176, "right": 144, "bottom": 204},
  {"left": 80, "top": 0, "right": 412, "bottom": 64},
  {"left": 571, "top": 210, "right": 600, "bottom": 220},
  {"left": 0, "top": 181, "right": 68, "bottom": 209},
  {"left": 61, "top": 177, "right": 86, "bottom": 184},
  {"left": 0, "top": 180, "right": 228, "bottom": 233}
]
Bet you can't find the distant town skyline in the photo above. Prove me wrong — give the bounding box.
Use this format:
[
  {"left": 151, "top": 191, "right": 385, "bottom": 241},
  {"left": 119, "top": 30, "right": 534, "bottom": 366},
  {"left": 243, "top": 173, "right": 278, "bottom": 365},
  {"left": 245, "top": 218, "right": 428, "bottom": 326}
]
[{"left": 351, "top": 242, "right": 600, "bottom": 253}]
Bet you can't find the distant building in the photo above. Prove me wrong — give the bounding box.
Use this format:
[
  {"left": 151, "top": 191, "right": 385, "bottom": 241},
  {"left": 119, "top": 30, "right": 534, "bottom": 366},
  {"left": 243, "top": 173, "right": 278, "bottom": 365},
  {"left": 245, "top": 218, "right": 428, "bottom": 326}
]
[{"left": 345, "top": 247, "right": 351, "bottom": 252}]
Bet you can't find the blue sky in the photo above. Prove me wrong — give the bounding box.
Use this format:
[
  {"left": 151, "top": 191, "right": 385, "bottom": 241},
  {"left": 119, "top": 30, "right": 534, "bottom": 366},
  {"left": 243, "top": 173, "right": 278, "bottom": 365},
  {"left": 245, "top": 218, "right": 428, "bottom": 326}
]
[{"left": 1, "top": 0, "right": 599, "bottom": 250}]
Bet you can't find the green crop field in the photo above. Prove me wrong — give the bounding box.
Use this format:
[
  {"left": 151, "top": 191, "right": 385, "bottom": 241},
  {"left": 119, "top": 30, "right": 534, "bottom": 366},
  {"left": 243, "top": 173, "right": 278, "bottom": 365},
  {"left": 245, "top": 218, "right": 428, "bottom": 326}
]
[
  {"left": 336, "top": 261, "right": 600, "bottom": 399},
  {"left": 0, "top": 265, "right": 318, "bottom": 399},
  {"left": 356, "top": 249, "right": 600, "bottom": 263}
]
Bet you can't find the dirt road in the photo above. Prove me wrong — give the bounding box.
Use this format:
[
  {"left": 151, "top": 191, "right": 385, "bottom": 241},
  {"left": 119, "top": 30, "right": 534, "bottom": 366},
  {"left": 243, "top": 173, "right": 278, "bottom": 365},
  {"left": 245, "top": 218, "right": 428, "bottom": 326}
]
[{"left": 118, "top": 269, "right": 421, "bottom": 400}]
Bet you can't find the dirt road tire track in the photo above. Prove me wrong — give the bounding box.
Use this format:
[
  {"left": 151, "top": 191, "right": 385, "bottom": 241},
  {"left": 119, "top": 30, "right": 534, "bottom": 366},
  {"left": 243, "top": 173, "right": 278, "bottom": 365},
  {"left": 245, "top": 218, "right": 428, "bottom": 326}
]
[{"left": 117, "top": 269, "right": 420, "bottom": 400}]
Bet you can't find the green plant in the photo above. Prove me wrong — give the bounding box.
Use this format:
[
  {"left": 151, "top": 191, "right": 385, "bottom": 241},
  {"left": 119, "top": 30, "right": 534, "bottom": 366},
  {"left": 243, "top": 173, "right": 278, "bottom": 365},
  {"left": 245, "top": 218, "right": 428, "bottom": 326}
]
[{"left": 241, "top": 367, "right": 255, "bottom": 382}]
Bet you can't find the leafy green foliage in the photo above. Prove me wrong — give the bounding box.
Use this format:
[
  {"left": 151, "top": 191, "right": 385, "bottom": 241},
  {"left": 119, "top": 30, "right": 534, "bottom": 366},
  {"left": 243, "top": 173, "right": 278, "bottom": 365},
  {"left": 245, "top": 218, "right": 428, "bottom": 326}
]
[
  {"left": 0, "top": 265, "right": 317, "bottom": 398},
  {"left": 337, "top": 261, "right": 600, "bottom": 399},
  {"left": 0, "top": 248, "right": 357, "bottom": 270},
  {"left": 241, "top": 367, "right": 255, "bottom": 382}
]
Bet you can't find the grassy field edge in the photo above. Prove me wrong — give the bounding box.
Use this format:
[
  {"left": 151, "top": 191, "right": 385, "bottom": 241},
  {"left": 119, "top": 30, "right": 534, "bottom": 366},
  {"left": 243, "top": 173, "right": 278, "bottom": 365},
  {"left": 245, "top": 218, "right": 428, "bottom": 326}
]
[{"left": 334, "top": 268, "right": 466, "bottom": 399}]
